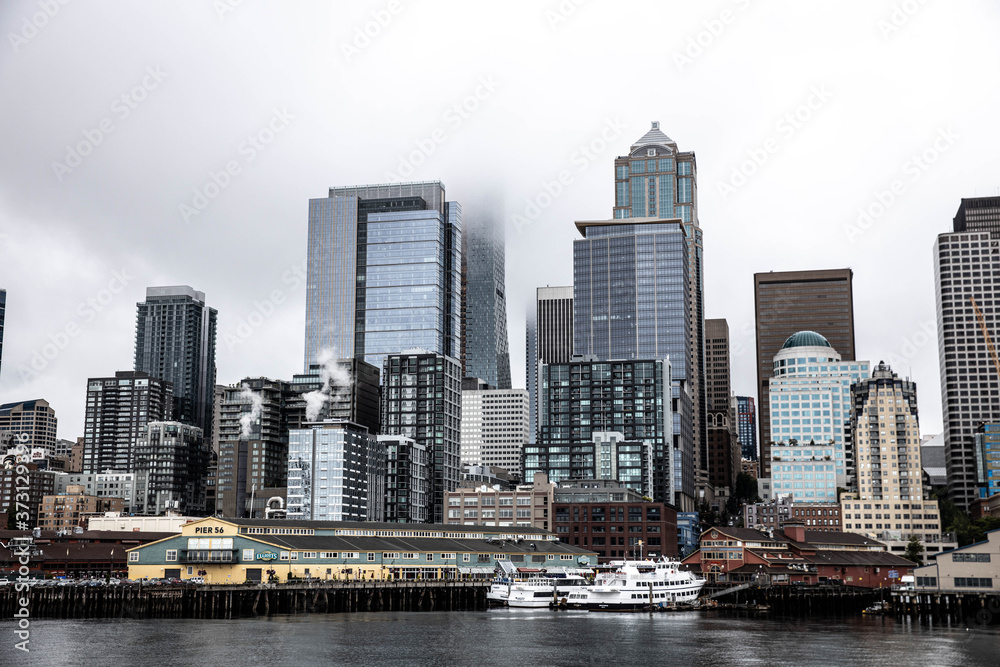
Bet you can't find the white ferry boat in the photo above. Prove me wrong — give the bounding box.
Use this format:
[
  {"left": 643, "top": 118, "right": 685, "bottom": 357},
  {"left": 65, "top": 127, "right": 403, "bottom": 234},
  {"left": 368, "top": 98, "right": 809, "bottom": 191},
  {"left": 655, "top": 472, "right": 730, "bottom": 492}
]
[
  {"left": 506, "top": 573, "right": 589, "bottom": 608},
  {"left": 488, "top": 564, "right": 589, "bottom": 607},
  {"left": 564, "top": 558, "right": 705, "bottom": 610}
]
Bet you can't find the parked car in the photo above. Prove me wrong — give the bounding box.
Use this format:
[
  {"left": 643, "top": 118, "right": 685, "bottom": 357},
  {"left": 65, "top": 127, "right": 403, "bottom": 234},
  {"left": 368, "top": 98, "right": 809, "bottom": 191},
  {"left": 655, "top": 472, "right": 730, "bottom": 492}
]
[{"left": 188, "top": 577, "right": 205, "bottom": 585}]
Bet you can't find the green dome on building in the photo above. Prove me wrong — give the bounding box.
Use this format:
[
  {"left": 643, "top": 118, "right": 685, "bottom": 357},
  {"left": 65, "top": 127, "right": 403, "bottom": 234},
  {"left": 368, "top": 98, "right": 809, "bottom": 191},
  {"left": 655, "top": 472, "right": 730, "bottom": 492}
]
[{"left": 780, "top": 331, "right": 832, "bottom": 349}]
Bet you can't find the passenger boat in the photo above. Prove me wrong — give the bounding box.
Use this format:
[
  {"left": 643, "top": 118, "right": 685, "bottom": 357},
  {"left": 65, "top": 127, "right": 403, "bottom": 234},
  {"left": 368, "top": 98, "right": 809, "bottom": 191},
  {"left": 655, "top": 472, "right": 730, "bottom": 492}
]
[
  {"left": 563, "top": 558, "right": 705, "bottom": 611},
  {"left": 487, "top": 564, "right": 589, "bottom": 607},
  {"left": 506, "top": 573, "right": 589, "bottom": 608}
]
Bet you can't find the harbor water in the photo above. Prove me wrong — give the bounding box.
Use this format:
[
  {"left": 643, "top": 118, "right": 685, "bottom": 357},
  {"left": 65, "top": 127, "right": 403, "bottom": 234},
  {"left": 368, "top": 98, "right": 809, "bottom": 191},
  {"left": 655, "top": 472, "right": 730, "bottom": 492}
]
[{"left": 8, "top": 609, "right": 1000, "bottom": 666}]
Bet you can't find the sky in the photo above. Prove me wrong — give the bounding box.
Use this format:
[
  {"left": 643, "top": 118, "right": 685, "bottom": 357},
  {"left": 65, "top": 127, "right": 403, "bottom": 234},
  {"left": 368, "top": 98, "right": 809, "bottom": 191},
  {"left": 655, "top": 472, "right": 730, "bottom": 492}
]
[{"left": 1, "top": 0, "right": 998, "bottom": 443}]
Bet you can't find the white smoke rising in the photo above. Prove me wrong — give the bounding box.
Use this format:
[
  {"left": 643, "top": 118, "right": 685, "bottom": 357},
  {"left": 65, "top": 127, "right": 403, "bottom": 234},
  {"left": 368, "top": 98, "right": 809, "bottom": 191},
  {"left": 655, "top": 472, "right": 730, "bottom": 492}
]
[
  {"left": 303, "top": 348, "right": 353, "bottom": 422},
  {"left": 239, "top": 383, "right": 264, "bottom": 440}
]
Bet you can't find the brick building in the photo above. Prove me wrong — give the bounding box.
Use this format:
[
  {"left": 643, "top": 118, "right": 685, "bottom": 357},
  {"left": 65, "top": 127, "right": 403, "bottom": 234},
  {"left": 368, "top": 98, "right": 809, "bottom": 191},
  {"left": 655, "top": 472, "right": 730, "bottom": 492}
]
[{"left": 552, "top": 479, "right": 678, "bottom": 560}]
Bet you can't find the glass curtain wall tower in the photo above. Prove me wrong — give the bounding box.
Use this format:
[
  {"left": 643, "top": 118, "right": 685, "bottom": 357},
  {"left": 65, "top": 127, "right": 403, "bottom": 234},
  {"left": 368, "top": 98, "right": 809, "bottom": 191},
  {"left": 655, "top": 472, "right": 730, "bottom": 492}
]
[
  {"left": 461, "top": 195, "right": 511, "bottom": 389},
  {"left": 305, "top": 181, "right": 461, "bottom": 372},
  {"left": 611, "top": 122, "right": 707, "bottom": 495}
]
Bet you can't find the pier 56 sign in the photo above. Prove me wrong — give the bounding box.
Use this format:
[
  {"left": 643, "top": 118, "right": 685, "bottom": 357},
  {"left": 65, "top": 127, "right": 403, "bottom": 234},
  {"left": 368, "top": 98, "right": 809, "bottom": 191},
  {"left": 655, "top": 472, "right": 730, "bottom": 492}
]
[{"left": 256, "top": 551, "right": 279, "bottom": 562}]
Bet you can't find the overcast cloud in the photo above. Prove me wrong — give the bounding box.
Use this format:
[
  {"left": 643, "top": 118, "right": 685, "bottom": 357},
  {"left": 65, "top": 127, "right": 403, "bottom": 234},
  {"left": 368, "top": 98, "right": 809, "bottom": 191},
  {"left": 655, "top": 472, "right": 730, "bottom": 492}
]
[{"left": 1, "top": 0, "right": 998, "bottom": 441}]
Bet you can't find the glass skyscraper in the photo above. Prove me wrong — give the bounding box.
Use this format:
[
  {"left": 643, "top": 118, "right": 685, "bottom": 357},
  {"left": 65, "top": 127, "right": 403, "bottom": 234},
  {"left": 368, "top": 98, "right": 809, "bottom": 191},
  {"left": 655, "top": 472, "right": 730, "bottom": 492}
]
[
  {"left": 611, "top": 122, "right": 707, "bottom": 491},
  {"left": 134, "top": 286, "right": 217, "bottom": 437},
  {"left": 571, "top": 217, "right": 693, "bottom": 508},
  {"left": 460, "top": 195, "right": 511, "bottom": 388},
  {"left": 304, "top": 181, "right": 461, "bottom": 372}
]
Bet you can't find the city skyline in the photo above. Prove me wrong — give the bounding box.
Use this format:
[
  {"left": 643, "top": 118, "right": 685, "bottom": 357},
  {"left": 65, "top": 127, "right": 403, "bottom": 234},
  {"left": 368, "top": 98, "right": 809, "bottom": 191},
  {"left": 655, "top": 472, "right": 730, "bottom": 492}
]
[{"left": 2, "top": 1, "right": 999, "bottom": 453}]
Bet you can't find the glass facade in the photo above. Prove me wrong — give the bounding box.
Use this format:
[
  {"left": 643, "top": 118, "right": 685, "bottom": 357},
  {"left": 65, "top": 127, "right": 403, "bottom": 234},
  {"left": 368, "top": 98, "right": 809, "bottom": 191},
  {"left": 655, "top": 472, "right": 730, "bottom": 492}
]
[
  {"left": 737, "top": 396, "right": 758, "bottom": 461},
  {"left": 461, "top": 198, "right": 511, "bottom": 388},
  {"left": 768, "top": 342, "right": 870, "bottom": 502},
  {"left": 529, "top": 358, "right": 679, "bottom": 503},
  {"left": 286, "top": 422, "right": 385, "bottom": 522},
  {"left": 304, "top": 182, "right": 461, "bottom": 372},
  {"left": 975, "top": 423, "right": 1000, "bottom": 499}
]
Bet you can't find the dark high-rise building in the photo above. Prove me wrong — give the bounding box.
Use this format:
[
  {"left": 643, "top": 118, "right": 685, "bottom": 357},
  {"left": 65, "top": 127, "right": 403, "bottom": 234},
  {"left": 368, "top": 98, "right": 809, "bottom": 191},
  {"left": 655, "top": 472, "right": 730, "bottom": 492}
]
[
  {"left": 134, "top": 286, "right": 218, "bottom": 437},
  {"left": 379, "top": 434, "right": 429, "bottom": 523},
  {"left": 0, "top": 288, "right": 5, "bottom": 380},
  {"left": 530, "top": 357, "right": 687, "bottom": 508},
  {"left": 82, "top": 371, "right": 172, "bottom": 473},
  {"left": 705, "top": 319, "right": 738, "bottom": 493},
  {"left": 525, "top": 432, "right": 654, "bottom": 498},
  {"left": 612, "top": 122, "right": 706, "bottom": 500},
  {"left": 305, "top": 181, "right": 461, "bottom": 371},
  {"left": 381, "top": 350, "right": 461, "bottom": 523},
  {"left": 216, "top": 377, "right": 294, "bottom": 518},
  {"left": 134, "top": 421, "right": 210, "bottom": 515},
  {"left": 287, "top": 359, "right": 381, "bottom": 434},
  {"left": 754, "top": 269, "right": 855, "bottom": 477},
  {"left": 461, "top": 196, "right": 511, "bottom": 389},
  {"left": 737, "top": 396, "right": 758, "bottom": 461},
  {"left": 528, "top": 286, "right": 573, "bottom": 444},
  {"left": 935, "top": 197, "right": 1000, "bottom": 511}
]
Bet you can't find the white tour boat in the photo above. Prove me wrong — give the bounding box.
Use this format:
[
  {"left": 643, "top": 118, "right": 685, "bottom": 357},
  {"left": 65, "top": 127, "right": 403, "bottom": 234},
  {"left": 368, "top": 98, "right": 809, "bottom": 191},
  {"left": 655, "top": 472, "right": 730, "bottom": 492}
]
[
  {"left": 564, "top": 557, "right": 705, "bottom": 610},
  {"left": 488, "top": 563, "right": 589, "bottom": 607}
]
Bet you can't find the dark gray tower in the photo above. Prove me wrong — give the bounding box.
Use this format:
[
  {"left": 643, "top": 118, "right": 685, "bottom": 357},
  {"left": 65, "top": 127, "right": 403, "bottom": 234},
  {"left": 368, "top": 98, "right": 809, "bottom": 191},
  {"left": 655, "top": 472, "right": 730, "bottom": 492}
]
[
  {"left": 134, "top": 286, "right": 218, "bottom": 437},
  {"left": 461, "top": 195, "right": 511, "bottom": 388}
]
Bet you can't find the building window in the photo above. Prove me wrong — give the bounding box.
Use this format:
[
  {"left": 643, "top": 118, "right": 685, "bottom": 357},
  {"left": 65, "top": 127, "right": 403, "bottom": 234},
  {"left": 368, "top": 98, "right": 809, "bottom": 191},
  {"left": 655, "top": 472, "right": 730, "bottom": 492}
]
[
  {"left": 165, "top": 550, "right": 177, "bottom": 562},
  {"left": 129, "top": 552, "right": 139, "bottom": 563}
]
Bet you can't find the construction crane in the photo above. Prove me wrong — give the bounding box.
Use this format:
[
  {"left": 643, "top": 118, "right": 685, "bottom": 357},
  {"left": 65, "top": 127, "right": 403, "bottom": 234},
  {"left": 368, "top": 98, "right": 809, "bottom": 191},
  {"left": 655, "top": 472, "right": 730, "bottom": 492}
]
[{"left": 969, "top": 296, "right": 1000, "bottom": 378}]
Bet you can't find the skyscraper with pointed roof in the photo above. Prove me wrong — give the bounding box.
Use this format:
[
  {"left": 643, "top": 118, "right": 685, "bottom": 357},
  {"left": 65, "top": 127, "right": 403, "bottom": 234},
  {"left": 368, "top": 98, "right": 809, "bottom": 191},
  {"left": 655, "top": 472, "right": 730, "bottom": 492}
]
[{"left": 610, "top": 122, "right": 707, "bottom": 498}]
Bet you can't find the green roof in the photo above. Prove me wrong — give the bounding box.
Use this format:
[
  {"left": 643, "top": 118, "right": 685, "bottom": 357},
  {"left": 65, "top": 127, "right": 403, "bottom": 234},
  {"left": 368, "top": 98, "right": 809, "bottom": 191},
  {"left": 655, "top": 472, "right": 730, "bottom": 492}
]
[{"left": 780, "top": 331, "right": 832, "bottom": 349}]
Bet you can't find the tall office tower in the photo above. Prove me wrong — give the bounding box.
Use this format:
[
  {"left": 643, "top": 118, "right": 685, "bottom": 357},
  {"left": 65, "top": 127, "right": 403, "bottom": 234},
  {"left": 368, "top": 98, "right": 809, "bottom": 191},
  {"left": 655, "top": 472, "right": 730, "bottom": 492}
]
[
  {"left": 527, "top": 286, "right": 573, "bottom": 443},
  {"left": 134, "top": 286, "right": 218, "bottom": 437},
  {"left": 216, "top": 377, "right": 295, "bottom": 518},
  {"left": 612, "top": 122, "right": 706, "bottom": 492},
  {"left": 381, "top": 350, "right": 461, "bottom": 522},
  {"left": 287, "top": 420, "right": 386, "bottom": 521},
  {"left": 379, "top": 434, "right": 429, "bottom": 523},
  {"left": 705, "top": 319, "right": 739, "bottom": 493},
  {"left": 304, "top": 181, "right": 461, "bottom": 372},
  {"left": 0, "top": 288, "right": 5, "bottom": 380},
  {"left": 841, "top": 362, "right": 945, "bottom": 546},
  {"left": 572, "top": 217, "right": 694, "bottom": 508},
  {"left": 82, "top": 371, "right": 172, "bottom": 473},
  {"left": 0, "top": 399, "right": 57, "bottom": 454},
  {"left": 935, "top": 197, "right": 1000, "bottom": 512},
  {"left": 287, "top": 358, "right": 381, "bottom": 434},
  {"left": 211, "top": 384, "right": 226, "bottom": 454},
  {"left": 460, "top": 386, "right": 529, "bottom": 478},
  {"left": 529, "top": 357, "right": 687, "bottom": 507},
  {"left": 460, "top": 196, "right": 511, "bottom": 389},
  {"left": 768, "top": 332, "right": 870, "bottom": 502},
  {"left": 754, "top": 269, "right": 856, "bottom": 478},
  {"left": 737, "top": 396, "right": 758, "bottom": 461},
  {"left": 133, "top": 421, "right": 209, "bottom": 515}
]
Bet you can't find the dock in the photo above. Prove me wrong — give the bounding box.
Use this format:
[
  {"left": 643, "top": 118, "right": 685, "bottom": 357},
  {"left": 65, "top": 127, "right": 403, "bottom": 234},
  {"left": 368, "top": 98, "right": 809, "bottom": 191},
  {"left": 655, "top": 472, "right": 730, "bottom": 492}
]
[{"left": 0, "top": 580, "right": 490, "bottom": 620}]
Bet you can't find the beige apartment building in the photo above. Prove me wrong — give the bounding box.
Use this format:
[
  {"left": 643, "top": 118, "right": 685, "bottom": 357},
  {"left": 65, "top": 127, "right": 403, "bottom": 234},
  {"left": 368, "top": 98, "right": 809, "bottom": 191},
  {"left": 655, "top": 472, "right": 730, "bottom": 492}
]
[{"left": 445, "top": 472, "right": 554, "bottom": 531}]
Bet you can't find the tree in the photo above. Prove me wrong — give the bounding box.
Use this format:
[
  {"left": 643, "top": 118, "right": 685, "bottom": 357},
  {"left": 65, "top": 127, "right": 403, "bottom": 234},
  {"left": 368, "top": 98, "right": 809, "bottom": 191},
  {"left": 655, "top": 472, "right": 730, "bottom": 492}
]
[
  {"left": 733, "top": 472, "right": 759, "bottom": 504},
  {"left": 904, "top": 534, "right": 924, "bottom": 566}
]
